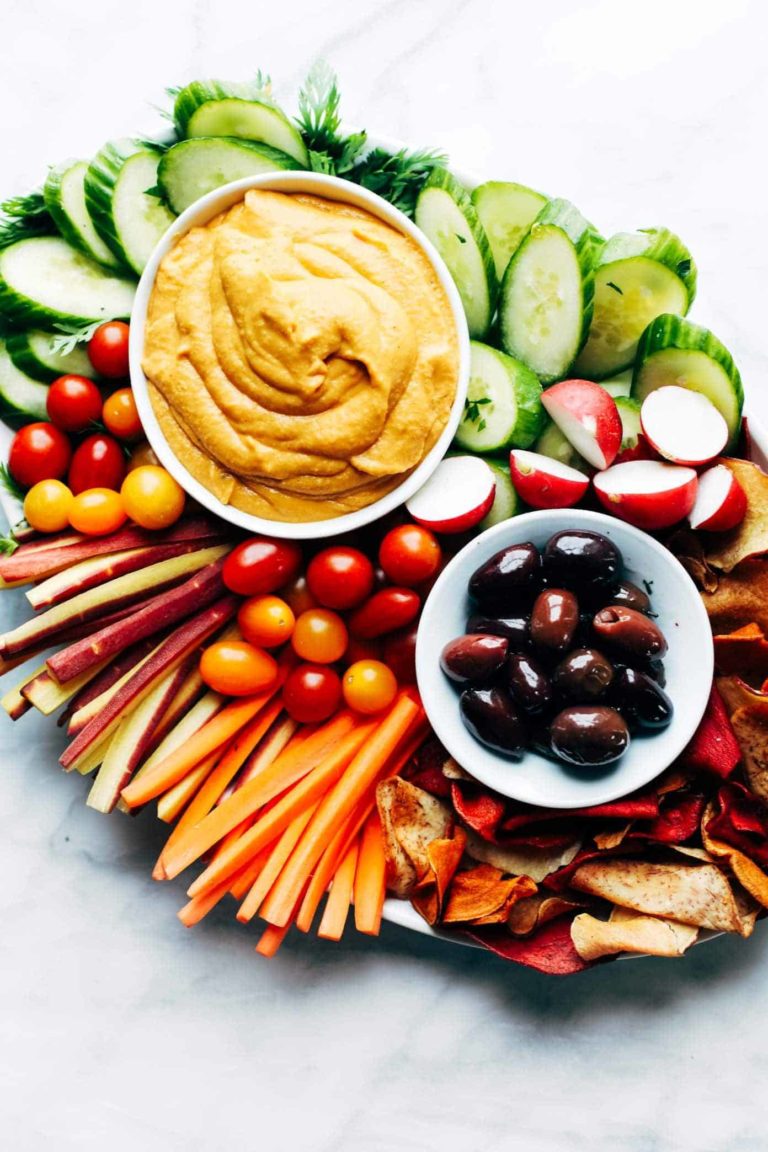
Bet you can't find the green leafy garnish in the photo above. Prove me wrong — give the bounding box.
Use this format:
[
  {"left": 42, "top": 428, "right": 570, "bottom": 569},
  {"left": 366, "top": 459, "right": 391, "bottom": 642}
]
[
  {"left": 0, "top": 533, "right": 19, "bottom": 556},
  {"left": 49, "top": 319, "right": 104, "bottom": 357},
  {"left": 350, "top": 146, "right": 448, "bottom": 217},
  {"left": 677, "top": 258, "right": 692, "bottom": 278},
  {"left": 0, "top": 463, "right": 25, "bottom": 504},
  {"left": 464, "top": 395, "right": 492, "bottom": 432},
  {"left": 606, "top": 281, "right": 623, "bottom": 295},
  {"left": 0, "top": 190, "right": 56, "bottom": 250}
]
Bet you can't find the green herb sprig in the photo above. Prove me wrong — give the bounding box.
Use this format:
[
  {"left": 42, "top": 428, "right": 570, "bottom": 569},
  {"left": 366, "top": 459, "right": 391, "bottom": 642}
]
[
  {"left": 463, "top": 395, "right": 492, "bottom": 433},
  {"left": 49, "top": 319, "right": 104, "bottom": 357},
  {"left": 0, "top": 463, "right": 25, "bottom": 504},
  {"left": 0, "top": 190, "right": 55, "bottom": 250}
]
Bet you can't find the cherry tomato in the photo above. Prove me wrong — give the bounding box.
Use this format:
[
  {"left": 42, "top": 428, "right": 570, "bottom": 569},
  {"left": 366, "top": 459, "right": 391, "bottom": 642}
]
[
  {"left": 291, "top": 608, "right": 348, "bottom": 664},
  {"left": 345, "top": 635, "right": 383, "bottom": 666},
  {"left": 223, "top": 537, "right": 303, "bottom": 596},
  {"left": 9, "top": 423, "right": 72, "bottom": 489},
  {"left": 102, "top": 388, "right": 142, "bottom": 441},
  {"left": 68, "top": 488, "right": 127, "bottom": 536},
  {"left": 348, "top": 587, "right": 420, "bottom": 639},
  {"left": 68, "top": 433, "right": 126, "bottom": 495},
  {"left": 282, "top": 663, "right": 342, "bottom": 724},
  {"left": 46, "top": 375, "right": 102, "bottom": 433},
  {"left": 306, "top": 545, "right": 375, "bottom": 610},
  {"left": 199, "top": 640, "right": 278, "bottom": 696},
  {"left": 23, "top": 479, "right": 73, "bottom": 533},
  {"left": 279, "top": 573, "right": 318, "bottom": 616},
  {"left": 126, "top": 440, "right": 160, "bottom": 472},
  {"left": 379, "top": 524, "right": 442, "bottom": 586},
  {"left": 87, "top": 320, "right": 130, "bottom": 379},
  {"left": 343, "top": 660, "right": 398, "bottom": 714},
  {"left": 382, "top": 623, "right": 418, "bottom": 684},
  {"left": 238, "top": 595, "right": 295, "bottom": 648},
  {"left": 121, "top": 465, "right": 185, "bottom": 529}
]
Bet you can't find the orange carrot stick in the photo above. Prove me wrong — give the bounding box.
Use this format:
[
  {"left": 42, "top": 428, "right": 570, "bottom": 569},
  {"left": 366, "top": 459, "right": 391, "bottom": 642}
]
[
  {"left": 156, "top": 751, "right": 220, "bottom": 825},
  {"left": 228, "top": 844, "right": 273, "bottom": 901},
  {"left": 259, "top": 695, "right": 419, "bottom": 927},
  {"left": 255, "top": 921, "right": 291, "bottom": 958},
  {"left": 237, "top": 802, "right": 319, "bottom": 922},
  {"left": 317, "top": 837, "right": 359, "bottom": 941},
  {"left": 177, "top": 875, "right": 234, "bottom": 927},
  {"left": 160, "top": 710, "right": 357, "bottom": 879},
  {"left": 353, "top": 811, "right": 387, "bottom": 935}
]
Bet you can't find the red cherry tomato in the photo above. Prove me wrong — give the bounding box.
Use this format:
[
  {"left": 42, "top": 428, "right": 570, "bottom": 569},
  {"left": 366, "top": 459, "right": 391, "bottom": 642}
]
[
  {"left": 199, "top": 641, "right": 278, "bottom": 696},
  {"left": 223, "top": 537, "right": 303, "bottom": 596},
  {"left": 87, "top": 320, "right": 130, "bottom": 379},
  {"left": 382, "top": 623, "right": 418, "bottom": 684},
  {"left": 67, "top": 433, "right": 126, "bottom": 495},
  {"left": 379, "top": 524, "right": 442, "bottom": 586},
  {"left": 282, "top": 663, "right": 342, "bottom": 724},
  {"left": 291, "top": 608, "right": 348, "bottom": 664},
  {"left": 279, "top": 573, "right": 318, "bottom": 616},
  {"left": 343, "top": 660, "right": 398, "bottom": 714},
  {"left": 306, "top": 546, "right": 375, "bottom": 610},
  {"left": 348, "top": 587, "right": 420, "bottom": 639},
  {"left": 345, "top": 635, "right": 383, "bottom": 666},
  {"left": 9, "top": 423, "right": 72, "bottom": 488},
  {"left": 46, "top": 375, "right": 103, "bottom": 433}
]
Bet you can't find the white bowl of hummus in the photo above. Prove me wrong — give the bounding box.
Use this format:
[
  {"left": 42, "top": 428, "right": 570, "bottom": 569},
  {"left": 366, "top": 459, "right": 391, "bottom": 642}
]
[{"left": 129, "top": 171, "right": 470, "bottom": 538}]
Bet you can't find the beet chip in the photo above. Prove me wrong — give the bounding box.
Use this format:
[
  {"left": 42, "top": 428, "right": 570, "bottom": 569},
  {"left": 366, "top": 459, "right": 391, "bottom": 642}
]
[
  {"left": 450, "top": 781, "right": 506, "bottom": 841},
  {"left": 681, "top": 683, "right": 741, "bottom": 779},
  {"left": 706, "top": 782, "right": 768, "bottom": 870},
  {"left": 629, "top": 794, "right": 707, "bottom": 845},
  {"left": 466, "top": 917, "right": 593, "bottom": 975}
]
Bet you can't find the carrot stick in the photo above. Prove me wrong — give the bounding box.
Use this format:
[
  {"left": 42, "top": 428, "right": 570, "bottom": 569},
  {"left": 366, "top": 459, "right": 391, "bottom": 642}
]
[
  {"left": 317, "top": 837, "right": 359, "bottom": 941},
  {"left": 256, "top": 921, "right": 291, "bottom": 958},
  {"left": 156, "top": 751, "right": 219, "bottom": 824},
  {"left": 160, "top": 710, "right": 357, "bottom": 879},
  {"left": 177, "top": 875, "right": 235, "bottom": 927},
  {"left": 231, "top": 722, "right": 310, "bottom": 792},
  {"left": 228, "top": 845, "right": 273, "bottom": 901},
  {"left": 186, "top": 723, "right": 375, "bottom": 898},
  {"left": 353, "top": 811, "right": 387, "bottom": 935},
  {"left": 259, "top": 695, "right": 419, "bottom": 927},
  {"left": 237, "top": 802, "right": 319, "bottom": 922}
]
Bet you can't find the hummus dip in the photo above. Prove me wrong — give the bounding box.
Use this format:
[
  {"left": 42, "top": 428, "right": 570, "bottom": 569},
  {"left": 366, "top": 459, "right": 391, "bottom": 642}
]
[{"left": 142, "top": 189, "right": 460, "bottom": 521}]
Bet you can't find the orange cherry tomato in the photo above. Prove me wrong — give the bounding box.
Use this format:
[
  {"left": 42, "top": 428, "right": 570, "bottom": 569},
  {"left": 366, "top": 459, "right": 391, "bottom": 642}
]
[
  {"left": 102, "top": 388, "right": 142, "bottom": 441},
  {"left": 379, "top": 524, "right": 442, "bottom": 586},
  {"left": 279, "top": 573, "right": 318, "bottom": 616},
  {"left": 68, "top": 488, "right": 127, "bottom": 536},
  {"left": 291, "top": 608, "right": 348, "bottom": 664},
  {"left": 238, "top": 595, "right": 295, "bottom": 649},
  {"left": 126, "top": 440, "right": 160, "bottom": 472},
  {"left": 120, "top": 465, "right": 185, "bottom": 529},
  {"left": 23, "top": 479, "right": 73, "bottom": 533},
  {"left": 282, "top": 663, "right": 342, "bottom": 724},
  {"left": 343, "top": 659, "right": 398, "bottom": 714},
  {"left": 199, "top": 641, "right": 278, "bottom": 696}
]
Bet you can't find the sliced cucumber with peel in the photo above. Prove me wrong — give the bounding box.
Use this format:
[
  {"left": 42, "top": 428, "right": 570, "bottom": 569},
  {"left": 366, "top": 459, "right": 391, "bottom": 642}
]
[
  {"left": 85, "top": 139, "right": 176, "bottom": 275},
  {"left": 0, "top": 236, "right": 135, "bottom": 326},
  {"left": 499, "top": 198, "right": 602, "bottom": 384},
  {"left": 43, "top": 160, "right": 122, "bottom": 270},
  {"left": 615, "top": 396, "right": 641, "bottom": 453},
  {"left": 574, "top": 227, "right": 696, "bottom": 379},
  {"left": 158, "top": 137, "right": 299, "bottom": 214},
  {"left": 598, "top": 369, "right": 633, "bottom": 398},
  {"left": 6, "top": 328, "right": 97, "bottom": 383},
  {"left": 633, "top": 314, "right": 744, "bottom": 448},
  {"left": 471, "top": 181, "right": 548, "bottom": 280},
  {"left": 0, "top": 339, "right": 50, "bottom": 426},
  {"left": 533, "top": 418, "right": 590, "bottom": 473},
  {"left": 455, "top": 340, "right": 543, "bottom": 453},
  {"left": 174, "top": 80, "right": 308, "bottom": 166},
  {"left": 415, "top": 168, "right": 497, "bottom": 339},
  {"left": 478, "top": 457, "right": 520, "bottom": 529}
]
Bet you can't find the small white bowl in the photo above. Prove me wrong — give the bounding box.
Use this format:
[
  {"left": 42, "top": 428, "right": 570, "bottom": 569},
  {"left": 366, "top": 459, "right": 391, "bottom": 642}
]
[
  {"left": 128, "top": 172, "right": 470, "bottom": 540},
  {"left": 416, "top": 508, "right": 714, "bottom": 809}
]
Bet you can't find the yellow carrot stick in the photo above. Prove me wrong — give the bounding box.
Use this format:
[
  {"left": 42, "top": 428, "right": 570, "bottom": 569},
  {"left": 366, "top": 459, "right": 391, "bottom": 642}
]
[
  {"left": 317, "top": 837, "right": 359, "bottom": 941},
  {"left": 156, "top": 751, "right": 219, "bottom": 825},
  {"left": 236, "top": 802, "right": 319, "bottom": 923},
  {"left": 353, "top": 811, "right": 387, "bottom": 935}
]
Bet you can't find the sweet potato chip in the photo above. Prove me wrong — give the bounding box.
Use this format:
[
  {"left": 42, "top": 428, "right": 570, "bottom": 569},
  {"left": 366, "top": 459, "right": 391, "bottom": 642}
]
[
  {"left": 411, "top": 828, "right": 467, "bottom": 926},
  {"left": 714, "top": 623, "right": 768, "bottom": 681},
  {"left": 702, "top": 560, "right": 768, "bottom": 635},
  {"left": 507, "top": 893, "right": 583, "bottom": 937},
  {"left": 571, "top": 858, "right": 753, "bottom": 935},
  {"left": 706, "top": 458, "right": 768, "bottom": 572},
  {"left": 464, "top": 827, "right": 582, "bottom": 883},
  {"left": 681, "top": 683, "right": 741, "bottom": 780},
  {"left": 714, "top": 682, "right": 768, "bottom": 802},
  {"left": 701, "top": 799, "right": 768, "bottom": 910},
  {"left": 376, "top": 778, "right": 453, "bottom": 897},
  {"left": 442, "top": 865, "right": 536, "bottom": 925},
  {"left": 571, "top": 908, "right": 698, "bottom": 960},
  {"left": 466, "top": 917, "right": 593, "bottom": 974},
  {"left": 593, "top": 824, "right": 633, "bottom": 850}
]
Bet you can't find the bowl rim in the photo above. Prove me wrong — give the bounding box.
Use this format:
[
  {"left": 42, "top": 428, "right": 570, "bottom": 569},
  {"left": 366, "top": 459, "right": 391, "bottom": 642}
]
[
  {"left": 128, "top": 170, "right": 471, "bottom": 540},
  {"left": 415, "top": 506, "right": 715, "bottom": 809}
]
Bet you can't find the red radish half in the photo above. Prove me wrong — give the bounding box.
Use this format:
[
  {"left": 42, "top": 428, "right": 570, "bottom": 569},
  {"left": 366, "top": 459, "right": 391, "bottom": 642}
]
[
  {"left": 509, "top": 450, "right": 589, "bottom": 510},
  {"left": 406, "top": 455, "right": 495, "bottom": 534},
  {"left": 640, "top": 386, "right": 728, "bottom": 466},
  {"left": 593, "top": 460, "right": 698, "bottom": 530},
  {"left": 541, "top": 379, "right": 622, "bottom": 470},
  {"left": 689, "top": 464, "right": 747, "bottom": 531}
]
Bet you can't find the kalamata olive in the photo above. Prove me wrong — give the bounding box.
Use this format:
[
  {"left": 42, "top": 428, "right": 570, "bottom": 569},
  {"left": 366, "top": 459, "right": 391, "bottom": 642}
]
[
  {"left": 550, "top": 706, "right": 630, "bottom": 766},
  {"left": 609, "top": 667, "right": 674, "bottom": 730},
  {"left": 553, "top": 648, "right": 614, "bottom": 702},
  {"left": 608, "top": 579, "right": 651, "bottom": 614},
  {"left": 530, "top": 588, "right": 579, "bottom": 653},
  {"left": 592, "top": 605, "right": 668, "bottom": 660},
  {"left": 440, "top": 633, "right": 509, "bottom": 684},
  {"left": 460, "top": 687, "right": 528, "bottom": 758},
  {"left": 466, "top": 613, "right": 529, "bottom": 650},
  {"left": 468, "top": 542, "right": 541, "bottom": 609},
  {"left": 542, "top": 530, "right": 621, "bottom": 593},
  {"left": 507, "top": 653, "right": 553, "bottom": 715}
]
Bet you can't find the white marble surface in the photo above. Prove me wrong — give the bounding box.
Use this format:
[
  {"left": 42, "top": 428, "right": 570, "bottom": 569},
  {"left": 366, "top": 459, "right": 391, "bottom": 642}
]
[{"left": 3, "top": 2, "right": 768, "bottom": 1149}]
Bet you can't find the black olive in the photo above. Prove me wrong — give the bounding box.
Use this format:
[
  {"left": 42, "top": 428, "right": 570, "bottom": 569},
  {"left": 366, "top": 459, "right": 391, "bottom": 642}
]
[
  {"left": 507, "top": 653, "right": 553, "bottom": 715},
  {"left": 466, "top": 613, "right": 529, "bottom": 650},
  {"left": 468, "top": 542, "right": 541, "bottom": 610},
  {"left": 530, "top": 588, "right": 579, "bottom": 653},
  {"left": 608, "top": 580, "right": 652, "bottom": 614},
  {"left": 440, "top": 634, "right": 509, "bottom": 684},
  {"left": 460, "top": 687, "right": 528, "bottom": 758},
  {"left": 542, "top": 530, "right": 621, "bottom": 593},
  {"left": 592, "top": 605, "right": 668, "bottom": 660},
  {"left": 550, "top": 706, "right": 629, "bottom": 766},
  {"left": 609, "top": 667, "right": 674, "bottom": 730},
  {"left": 553, "top": 648, "right": 614, "bottom": 702}
]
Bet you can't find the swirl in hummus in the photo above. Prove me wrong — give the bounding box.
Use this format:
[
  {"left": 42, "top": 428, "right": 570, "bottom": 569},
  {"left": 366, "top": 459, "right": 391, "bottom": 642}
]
[{"left": 142, "top": 189, "right": 460, "bottom": 521}]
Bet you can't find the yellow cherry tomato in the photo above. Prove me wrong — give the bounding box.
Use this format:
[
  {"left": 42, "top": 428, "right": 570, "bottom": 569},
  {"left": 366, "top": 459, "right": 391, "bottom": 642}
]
[
  {"left": 102, "top": 388, "right": 143, "bottom": 441},
  {"left": 199, "top": 641, "right": 278, "bottom": 696},
  {"left": 23, "top": 478, "right": 74, "bottom": 533},
  {"left": 342, "top": 659, "right": 398, "bottom": 714},
  {"left": 126, "top": 440, "right": 160, "bottom": 472},
  {"left": 120, "top": 465, "right": 185, "bottom": 530},
  {"left": 238, "top": 595, "right": 296, "bottom": 649},
  {"left": 291, "top": 608, "right": 348, "bottom": 664},
  {"left": 68, "top": 488, "right": 127, "bottom": 536}
]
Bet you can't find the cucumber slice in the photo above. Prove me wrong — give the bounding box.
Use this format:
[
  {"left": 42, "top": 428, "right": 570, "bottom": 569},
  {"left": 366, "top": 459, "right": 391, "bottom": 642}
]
[
  {"left": 0, "top": 339, "right": 49, "bottom": 427},
  {"left": 454, "top": 340, "right": 543, "bottom": 453},
  {"left": 158, "top": 137, "right": 299, "bottom": 214},
  {"left": 599, "top": 369, "right": 633, "bottom": 399},
  {"left": 615, "top": 396, "right": 641, "bottom": 452},
  {"left": 85, "top": 140, "right": 176, "bottom": 275},
  {"left": 499, "top": 199, "right": 602, "bottom": 384},
  {"left": 633, "top": 314, "right": 744, "bottom": 448},
  {"left": 415, "top": 168, "right": 497, "bottom": 339},
  {"left": 6, "top": 328, "right": 97, "bottom": 383},
  {"left": 0, "top": 236, "right": 135, "bottom": 326},
  {"left": 574, "top": 228, "right": 696, "bottom": 379},
  {"left": 478, "top": 457, "right": 521, "bottom": 529},
  {"left": 174, "top": 81, "right": 308, "bottom": 166},
  {"left": 533, "top": 418, "right": 590, "bottom": 473},
  {"left": 471, "top": 181, "right": 548, "bottom": 280},
  {"left": 43, "top": 160, "right": 122, "bottom": 270}
]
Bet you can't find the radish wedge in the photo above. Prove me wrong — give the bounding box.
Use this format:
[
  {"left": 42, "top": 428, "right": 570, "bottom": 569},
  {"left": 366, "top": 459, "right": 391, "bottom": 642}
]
[
  {"left": 509, "top": 450, "right": 589, "bottom": 510},
  {"left": 640, "top": 386, "right": 728, "bottom": 466},
  {"left": 541, "top": 379, "right": 622, "bottom": 470},
  {"left": 689, "top": 464, "right": 747, "bottom": 532},
  {"left": 593, "top": 460, "right": 697, "bottom": 530},
  {"left": 406, "top": 456, "right": 495, "bottom": 534}
]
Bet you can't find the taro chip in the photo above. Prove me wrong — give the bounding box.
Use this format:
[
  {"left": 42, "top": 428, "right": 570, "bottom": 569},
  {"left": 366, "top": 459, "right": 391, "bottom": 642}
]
[
  {"left": 702, "top": 802, "right": 768, "bottom": 912},
  {"left": 715, "top": 683, "right": 768, "bottom": 802},
  {"left": 702, "top": 560, "right": 768, "bottom": 635},
  {"left": 571, "top": 907, "right": 698, "bottom": 961},
  {"left": 681, "top": 683, "right": 741, "bottom": 780},
  {"left": 442, "top": 864, "right": 536, "bottom": 926},
  {"left": 376, "top": 778, "right": 453, "bottom": 897},
  {"left": 411, "top": 827, "right": 467, "bottom": 926},
  {"left": 466, "top": 917, "right": 593, "bottom": 975},
  {"left": 714, "top": 623, "right": 768, "bottom": 681},
  {"left": 464, "top": 826, "right": 582, "bottom": 883},
  {"left": 507, "top": 893, "right": 583, "bottom": 937},
  {"left": 705, "top": 458, "right": 768, "bottom": 572},
  {"left": 593, "top": 824, "right": 632, "bottom": 851}
]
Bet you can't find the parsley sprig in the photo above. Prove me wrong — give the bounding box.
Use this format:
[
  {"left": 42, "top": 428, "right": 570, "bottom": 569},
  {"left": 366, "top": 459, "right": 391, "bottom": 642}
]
[
  {"left": 0, "top": 190, "right": 55, "bottom": 250},
  {"left": 49, "top": 319, "right": 104, "bottom": 357},
  {"left": 463, "top": 395, "right": 493, "bottom": 433},
  {"left": 0, "top": 463, "right": 25, "bottom": 504}
]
